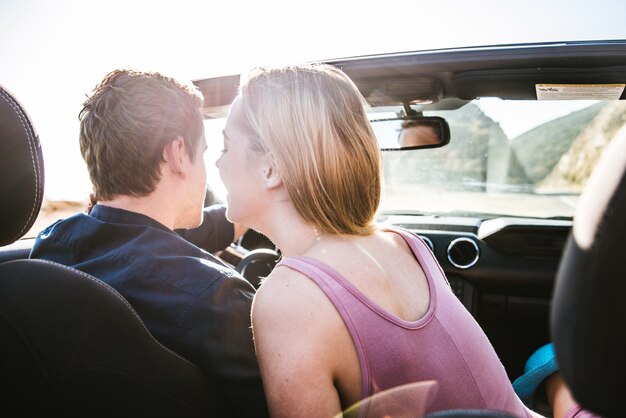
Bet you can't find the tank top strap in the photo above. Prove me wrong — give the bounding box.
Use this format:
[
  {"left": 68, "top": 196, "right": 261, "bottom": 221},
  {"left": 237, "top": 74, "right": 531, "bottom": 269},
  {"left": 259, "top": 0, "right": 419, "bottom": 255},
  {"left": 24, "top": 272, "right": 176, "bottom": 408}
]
[
  {"left": 382, "top": 226, "right": 451, "bottom": 290},
  {"left": 276, "top": 256, "right": 368, "bottom": 331},
  {"left": 275, "top": 256, "right": 373, "bottom": 401}
]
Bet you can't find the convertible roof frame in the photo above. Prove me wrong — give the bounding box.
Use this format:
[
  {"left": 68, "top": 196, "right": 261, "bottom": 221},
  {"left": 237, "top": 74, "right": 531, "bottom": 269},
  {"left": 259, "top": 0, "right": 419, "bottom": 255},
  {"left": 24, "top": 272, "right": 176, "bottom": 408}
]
[{"left": 194, "top": 40, "right": 626, "bottom": 116}]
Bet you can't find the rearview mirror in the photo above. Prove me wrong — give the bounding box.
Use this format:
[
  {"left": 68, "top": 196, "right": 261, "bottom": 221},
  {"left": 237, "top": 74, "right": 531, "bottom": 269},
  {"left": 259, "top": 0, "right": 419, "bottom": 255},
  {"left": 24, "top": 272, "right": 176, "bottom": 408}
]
[{"left": 370, "top": 116, "right": 450, "bottom": 150}]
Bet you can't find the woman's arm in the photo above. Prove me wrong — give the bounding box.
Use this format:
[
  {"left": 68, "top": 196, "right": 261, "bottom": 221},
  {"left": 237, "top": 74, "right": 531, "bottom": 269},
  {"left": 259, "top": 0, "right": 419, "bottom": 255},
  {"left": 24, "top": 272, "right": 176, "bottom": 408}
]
[{"left": 252, "top": 267, "right": 344, "bottom": 417}]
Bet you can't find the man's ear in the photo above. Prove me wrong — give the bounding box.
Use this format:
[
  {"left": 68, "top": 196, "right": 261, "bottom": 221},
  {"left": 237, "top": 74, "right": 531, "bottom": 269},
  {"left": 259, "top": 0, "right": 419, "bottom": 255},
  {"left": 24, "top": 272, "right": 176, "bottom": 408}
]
[
  {"left": 261, "top": 153, "right": 282, "bottom": 189},
  {"left": 162, "top": 136, "right": 186, "bottom": 176}
]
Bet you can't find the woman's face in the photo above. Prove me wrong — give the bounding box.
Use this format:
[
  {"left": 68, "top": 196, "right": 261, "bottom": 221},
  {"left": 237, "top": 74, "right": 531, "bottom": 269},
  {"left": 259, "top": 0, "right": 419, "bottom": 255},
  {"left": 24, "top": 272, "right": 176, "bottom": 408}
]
[{"left": 216, "top": 95, "right": 266, "bottom": 225}]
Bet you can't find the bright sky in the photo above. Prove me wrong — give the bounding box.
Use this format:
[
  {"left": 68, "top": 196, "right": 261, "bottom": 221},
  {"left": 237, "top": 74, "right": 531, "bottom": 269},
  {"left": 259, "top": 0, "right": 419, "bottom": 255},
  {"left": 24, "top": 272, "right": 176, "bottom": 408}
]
[{"left": 2, "top": 0, "right": 626, "bottom": 200}]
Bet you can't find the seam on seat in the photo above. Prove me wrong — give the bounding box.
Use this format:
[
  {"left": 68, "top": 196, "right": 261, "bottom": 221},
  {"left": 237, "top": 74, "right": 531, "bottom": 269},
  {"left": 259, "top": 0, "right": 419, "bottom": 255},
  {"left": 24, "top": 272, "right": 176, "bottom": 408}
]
[
  {"left": 0, "top": 88, "right": 42, "bottom": 242},
  {"left": 32, "top": 259, "right": 196, "bottom": 366}
]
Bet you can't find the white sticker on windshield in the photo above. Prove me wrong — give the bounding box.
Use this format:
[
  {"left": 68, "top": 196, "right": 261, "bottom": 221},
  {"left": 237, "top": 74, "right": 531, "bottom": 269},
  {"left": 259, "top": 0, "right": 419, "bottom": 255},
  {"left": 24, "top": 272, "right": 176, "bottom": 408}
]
[{"left": 536, "top": 84, "right": 625, "bottom": 100}]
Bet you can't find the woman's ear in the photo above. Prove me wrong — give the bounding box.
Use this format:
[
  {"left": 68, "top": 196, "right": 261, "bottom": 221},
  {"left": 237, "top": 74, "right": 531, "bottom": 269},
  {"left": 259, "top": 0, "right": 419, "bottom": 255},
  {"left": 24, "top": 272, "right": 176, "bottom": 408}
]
[{"left": 261, "top": 153, "right": 282, "bottom": 189}]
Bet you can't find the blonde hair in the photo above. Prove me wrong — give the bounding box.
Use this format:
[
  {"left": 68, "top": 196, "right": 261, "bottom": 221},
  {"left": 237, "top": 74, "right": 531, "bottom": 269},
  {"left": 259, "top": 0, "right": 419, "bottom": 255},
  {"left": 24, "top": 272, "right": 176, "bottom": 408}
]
[{"left": 239, "top": 64, "right": 381, "bottom": 236}]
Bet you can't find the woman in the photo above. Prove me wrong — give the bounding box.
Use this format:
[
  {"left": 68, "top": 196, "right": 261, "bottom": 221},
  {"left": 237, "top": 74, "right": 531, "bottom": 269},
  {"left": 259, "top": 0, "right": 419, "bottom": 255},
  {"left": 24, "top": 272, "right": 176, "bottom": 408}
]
[{"left": 216, "top": 64, "right": 529, "bottom": 417}]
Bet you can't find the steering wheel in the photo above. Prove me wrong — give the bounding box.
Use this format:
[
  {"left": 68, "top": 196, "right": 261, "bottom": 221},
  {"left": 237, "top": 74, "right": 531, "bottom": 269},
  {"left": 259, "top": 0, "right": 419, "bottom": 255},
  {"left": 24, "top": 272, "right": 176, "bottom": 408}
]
[{"left": 235, "top": 248, "right": 280, "bottom": 289}]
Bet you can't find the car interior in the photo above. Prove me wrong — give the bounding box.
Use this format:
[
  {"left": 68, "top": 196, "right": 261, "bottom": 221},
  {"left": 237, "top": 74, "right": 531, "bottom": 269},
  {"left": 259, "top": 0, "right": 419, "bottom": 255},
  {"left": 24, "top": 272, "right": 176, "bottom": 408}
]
[
  {"left": 1, "top": 40, "right": 625, "bottom": 417},
  {"left": 198, "top": 38, "right": 626, "bottom": 375}
]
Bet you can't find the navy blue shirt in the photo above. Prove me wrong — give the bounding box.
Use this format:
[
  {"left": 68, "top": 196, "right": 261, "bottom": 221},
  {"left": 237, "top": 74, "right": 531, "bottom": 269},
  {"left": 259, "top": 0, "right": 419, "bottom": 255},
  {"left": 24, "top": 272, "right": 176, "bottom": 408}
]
[{"left": 30, "top": 205, "right": 268, "bottom": 417}]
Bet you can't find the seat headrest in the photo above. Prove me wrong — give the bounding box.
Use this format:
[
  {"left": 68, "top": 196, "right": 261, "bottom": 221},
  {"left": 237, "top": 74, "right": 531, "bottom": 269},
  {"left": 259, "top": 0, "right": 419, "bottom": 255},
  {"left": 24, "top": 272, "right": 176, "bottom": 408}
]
[
  {"left": 0, "top": 86, "right": 44, "bottom": 246},
  {"left": 551, "top": 124, "right": 626, "bottom": 417}
]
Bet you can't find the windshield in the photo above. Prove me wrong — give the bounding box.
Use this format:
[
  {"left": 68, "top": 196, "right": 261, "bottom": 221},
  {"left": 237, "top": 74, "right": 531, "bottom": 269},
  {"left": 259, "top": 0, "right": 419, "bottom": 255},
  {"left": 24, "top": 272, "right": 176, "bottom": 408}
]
[
  {"left": 200, "top": 99, "right": 626, "bottom": 221},
  {"left": 379, "top": 99, "right": 626, "bottom": 219}
]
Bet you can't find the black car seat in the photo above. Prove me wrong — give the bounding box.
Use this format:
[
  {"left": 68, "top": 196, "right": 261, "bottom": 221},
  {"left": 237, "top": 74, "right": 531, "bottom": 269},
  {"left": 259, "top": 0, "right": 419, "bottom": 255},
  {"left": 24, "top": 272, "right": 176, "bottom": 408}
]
[
  {"left": 0, "top": 86, "right": 216, "bottom": 417},
  {"left": 551, "top": 125, "right": 626, "bottom": 417},
  {"left": 0, "top": 86, "right": 43, "bottom": 247}
]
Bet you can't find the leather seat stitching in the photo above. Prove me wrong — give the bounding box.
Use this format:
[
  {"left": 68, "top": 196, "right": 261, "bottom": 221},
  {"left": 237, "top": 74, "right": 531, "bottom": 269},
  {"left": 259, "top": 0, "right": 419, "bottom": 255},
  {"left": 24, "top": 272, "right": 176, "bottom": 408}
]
[
  {"left": 0, "top": 88, "right": 41, "bottom": 241},
  {"left": 33, "top": 259, "right": 195, "bottom": 365}
]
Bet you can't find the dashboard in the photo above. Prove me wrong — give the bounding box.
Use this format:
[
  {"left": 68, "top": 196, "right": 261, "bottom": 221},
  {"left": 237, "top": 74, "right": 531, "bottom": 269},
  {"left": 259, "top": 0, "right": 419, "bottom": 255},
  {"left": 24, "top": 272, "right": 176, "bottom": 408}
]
[
  {"left": 379, "top": 215, "right": 572, "bottom": 305},
  {"left": 377, "top": 214, "right": 572, "bottom": 378}
]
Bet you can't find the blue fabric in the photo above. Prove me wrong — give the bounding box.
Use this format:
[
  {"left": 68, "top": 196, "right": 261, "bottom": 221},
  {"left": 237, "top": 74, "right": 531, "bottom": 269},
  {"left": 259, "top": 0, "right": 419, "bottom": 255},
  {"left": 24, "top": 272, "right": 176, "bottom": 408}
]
[
  {"left": 512, "top": 343, "right": 559, "bottom": 406},
  {"left": 30, "top": 204, "right": 267, "bottom": 418}
]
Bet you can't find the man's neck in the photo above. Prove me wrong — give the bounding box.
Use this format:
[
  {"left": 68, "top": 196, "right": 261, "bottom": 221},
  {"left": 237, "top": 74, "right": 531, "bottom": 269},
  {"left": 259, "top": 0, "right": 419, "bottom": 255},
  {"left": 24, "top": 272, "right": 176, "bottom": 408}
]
[{"left": 98, "top": 192, "right": 176, "bottom": 230}]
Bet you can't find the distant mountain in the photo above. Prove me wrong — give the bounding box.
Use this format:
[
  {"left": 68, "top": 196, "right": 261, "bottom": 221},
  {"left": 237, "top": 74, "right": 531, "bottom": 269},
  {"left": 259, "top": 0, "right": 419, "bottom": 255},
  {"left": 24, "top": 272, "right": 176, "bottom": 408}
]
[
  {"left": 383, "top": 103, "right": 526, "bottom": 192},
  {"left": 382, "top": 101, "right": 626, "bottom": 195},
  {"left": 510, "top": 103, "right": 606, "bottom": 184},
  {"left": 539, "top": 101, "right": 626, "bottom": 192}
]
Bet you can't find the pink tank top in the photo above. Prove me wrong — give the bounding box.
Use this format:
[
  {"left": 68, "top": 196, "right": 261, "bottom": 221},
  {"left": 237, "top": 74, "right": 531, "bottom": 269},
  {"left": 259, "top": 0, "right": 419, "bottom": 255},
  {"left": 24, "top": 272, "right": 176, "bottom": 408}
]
[{"left": 277, "top": 228, "right": 528, "bottom": 417}]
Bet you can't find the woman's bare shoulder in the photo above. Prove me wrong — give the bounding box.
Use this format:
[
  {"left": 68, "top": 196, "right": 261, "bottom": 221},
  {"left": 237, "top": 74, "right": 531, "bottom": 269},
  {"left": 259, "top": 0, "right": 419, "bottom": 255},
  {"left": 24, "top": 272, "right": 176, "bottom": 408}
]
[{"left": 252, "top": 263, "right": 336, "bottom": 325}]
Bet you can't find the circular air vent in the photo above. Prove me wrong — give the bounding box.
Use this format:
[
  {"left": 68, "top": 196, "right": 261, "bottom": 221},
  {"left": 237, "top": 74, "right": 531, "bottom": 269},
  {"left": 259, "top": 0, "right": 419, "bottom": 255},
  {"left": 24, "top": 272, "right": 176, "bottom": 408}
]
[
  {"left": 447, "top": 237, "right": 480, "bottom": 269},
  {"left": 418, "top": 235, "right": 434, "bottom": 252}
]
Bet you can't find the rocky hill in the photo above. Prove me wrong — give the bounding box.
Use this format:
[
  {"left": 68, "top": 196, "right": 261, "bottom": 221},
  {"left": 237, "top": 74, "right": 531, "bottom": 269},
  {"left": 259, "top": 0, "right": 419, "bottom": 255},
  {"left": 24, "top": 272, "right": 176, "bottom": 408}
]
[
  {"left": 384, "top": 100, "right": 626, "bottom": 196},
  {"left": 384, "top": 103, "right": 514, "bottom": 191},
  {"left": 510, "top": 102, "right": 606, "bottom": 184},
  {"left": 539, "top": 101, "right": 626, "bottom": 192}
]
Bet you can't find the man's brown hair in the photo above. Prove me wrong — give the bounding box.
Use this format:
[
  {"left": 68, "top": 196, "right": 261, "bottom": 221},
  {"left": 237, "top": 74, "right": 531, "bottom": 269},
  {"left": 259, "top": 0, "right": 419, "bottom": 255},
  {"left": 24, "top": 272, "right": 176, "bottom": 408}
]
[{"left": 79, "top": 69, "right": 204, "bottom": 201}]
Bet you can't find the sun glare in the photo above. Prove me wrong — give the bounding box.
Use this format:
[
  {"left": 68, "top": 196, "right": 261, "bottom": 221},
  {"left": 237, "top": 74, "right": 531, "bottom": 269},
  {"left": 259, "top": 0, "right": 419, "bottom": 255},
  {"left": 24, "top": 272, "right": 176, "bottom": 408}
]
[{"left": 2, "top": 0, "right": 626, "bottom": 203}]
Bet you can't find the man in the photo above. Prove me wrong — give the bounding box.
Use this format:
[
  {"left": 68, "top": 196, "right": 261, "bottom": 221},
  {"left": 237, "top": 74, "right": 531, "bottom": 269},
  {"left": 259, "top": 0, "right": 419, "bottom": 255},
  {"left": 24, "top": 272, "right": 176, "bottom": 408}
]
[
  {"left": 398, "top": 119, "right": 441, "bottom": 148},
  {"left": 30, "top": 69, "right": 267, "bottom": 417}
]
